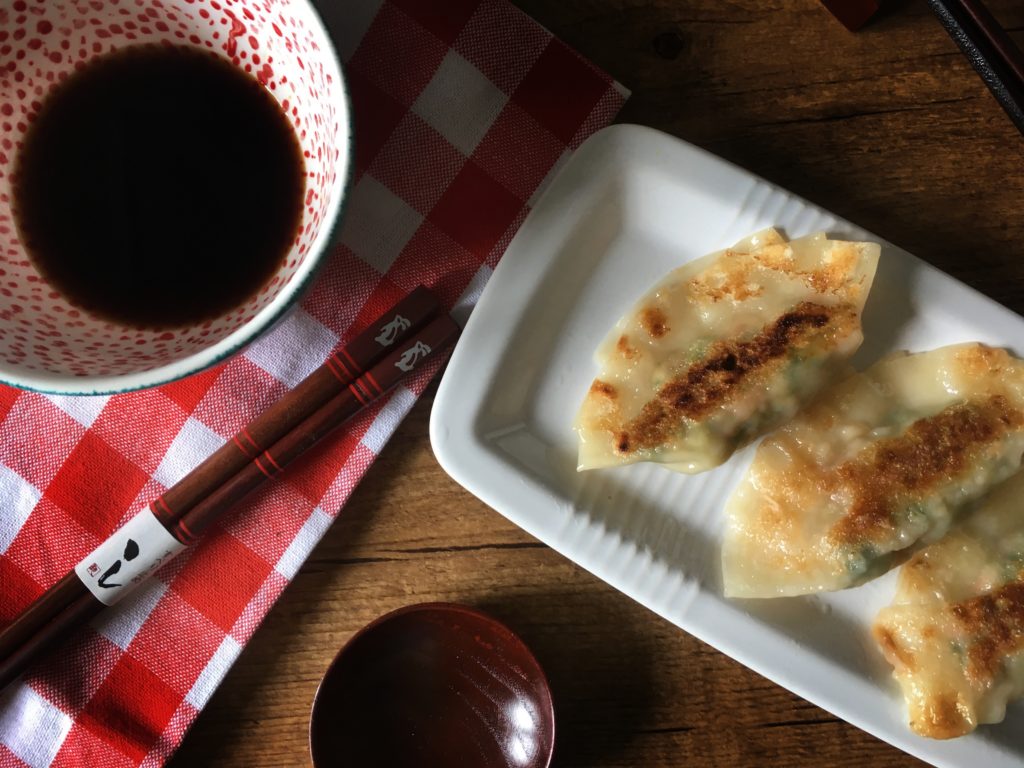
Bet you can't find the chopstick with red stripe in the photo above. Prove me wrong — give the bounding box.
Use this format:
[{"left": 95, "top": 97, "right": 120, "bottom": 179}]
[
  {"left": 0, "top": 288, "right": 448, "bottom": 691},
  {"left": 0, "top": 313, "right": 460, "bottom": 691},
  {"left": 171, "top": 314, "right": 460, "bottom": 545},
  {"left": 152, "top": 285, "right": 440, "bottom": 527}
]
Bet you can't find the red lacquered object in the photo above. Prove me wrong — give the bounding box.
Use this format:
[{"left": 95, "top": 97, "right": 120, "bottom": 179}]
[
  {"left": 820, "top": 0, "right": 882, "bottom": 30},
  {"left": 310, "top": 603, "right": 556, "bottom": 768}
]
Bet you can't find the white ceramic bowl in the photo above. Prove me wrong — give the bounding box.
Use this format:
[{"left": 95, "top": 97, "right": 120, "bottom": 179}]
[{"left": 0, "top": 0, "right": 351, "bottom": 394}]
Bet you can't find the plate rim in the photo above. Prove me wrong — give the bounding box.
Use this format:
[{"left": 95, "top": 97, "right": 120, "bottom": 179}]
[{"left": 430, "top": 122, "right": 1024, "bottom": 768}]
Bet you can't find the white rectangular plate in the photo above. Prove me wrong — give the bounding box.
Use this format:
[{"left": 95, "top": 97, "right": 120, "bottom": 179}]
[{"left": 429, "top": 124, "right": 1024, "bottom": 767}]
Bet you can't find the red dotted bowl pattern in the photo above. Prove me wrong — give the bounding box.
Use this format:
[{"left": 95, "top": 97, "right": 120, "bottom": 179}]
[{"left": 0, "top": 0, "right": 342, "bottom": 380}]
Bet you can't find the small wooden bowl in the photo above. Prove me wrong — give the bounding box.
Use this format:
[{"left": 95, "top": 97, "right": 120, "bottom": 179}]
[{"left": 309, "top": 603, "right": 556, "bottom": 768}]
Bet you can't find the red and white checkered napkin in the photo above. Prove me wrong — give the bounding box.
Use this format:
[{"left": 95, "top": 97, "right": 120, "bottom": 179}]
[{"left": 0, "top": 1, "right": 627, "bottom": 766}]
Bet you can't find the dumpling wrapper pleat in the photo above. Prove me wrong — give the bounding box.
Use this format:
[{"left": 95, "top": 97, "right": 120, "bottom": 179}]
[
  {"left": 723, "top": 343, "right": 1024, "bottom": 598},
  {"left": 575, "top": 228, "right": 879, "bottom": 474}
]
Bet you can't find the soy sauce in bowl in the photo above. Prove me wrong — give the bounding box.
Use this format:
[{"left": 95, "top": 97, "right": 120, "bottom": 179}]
[{"left": 12, "top": 44, "right": 305, "bottom": 330}]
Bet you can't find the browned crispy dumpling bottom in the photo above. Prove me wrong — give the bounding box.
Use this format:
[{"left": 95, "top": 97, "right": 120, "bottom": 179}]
[{"left": 576, "top": 229, "right": 879, "bottom": 474}]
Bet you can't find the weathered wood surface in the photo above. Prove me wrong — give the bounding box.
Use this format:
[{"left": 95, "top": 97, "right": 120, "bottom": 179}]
[{"left": 172, "top": 2, "right": 1024, "bottom": 765}]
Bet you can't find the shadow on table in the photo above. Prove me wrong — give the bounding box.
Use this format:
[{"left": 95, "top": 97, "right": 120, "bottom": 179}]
[{"left": 972, "top": 700, "right": 1024, "bottom": 757}]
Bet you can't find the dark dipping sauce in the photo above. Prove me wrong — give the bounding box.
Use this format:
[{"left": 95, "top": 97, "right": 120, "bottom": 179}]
[{"left": 12, "top": 44, "right": 305, "bottom": 330}]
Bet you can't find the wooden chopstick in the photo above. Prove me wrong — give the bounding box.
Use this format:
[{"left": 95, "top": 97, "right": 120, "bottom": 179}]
[
  {"left": 175, "top": 313, "right": 461, "bottom": 542},
  {"left": 0, "top": 287, "right": 438, "bottom": 658},
  {"left": 0, "top": 290, "right": 456, "bottom": 692},
  {"left": 0, "top": 287, "right": 441, "bottom": 672},
  {"left": 154, "top": 285, "right": 441, "bottom": 539},
  {"left": 926, "top": 0, "right": 1024, "bottom": 134}
]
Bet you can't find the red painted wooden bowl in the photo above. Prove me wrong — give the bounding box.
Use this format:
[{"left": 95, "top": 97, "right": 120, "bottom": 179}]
[{"left": 309, "top": 603, "right": 555, "bottom": 768}]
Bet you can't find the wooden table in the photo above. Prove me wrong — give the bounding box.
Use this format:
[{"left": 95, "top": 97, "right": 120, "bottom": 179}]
[{"left": 171, "top": 2, "right": 1024, "bottom": 766}]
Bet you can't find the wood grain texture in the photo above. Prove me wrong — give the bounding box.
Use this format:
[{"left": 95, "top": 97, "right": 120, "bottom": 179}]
[{"left": 170, "top": 2, "right": 1024, "bottom": 766}]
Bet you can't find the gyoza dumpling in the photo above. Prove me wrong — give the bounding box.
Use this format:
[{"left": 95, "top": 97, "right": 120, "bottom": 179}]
[
  {"left": 723, "top": 343, "right": 1024, "bottom": 598},
  {"left": 575, "top": 228, "right": 879, "bottom": 473},
  {"left": 874, "top": 471, "right": 1024, "bottom": 739}
]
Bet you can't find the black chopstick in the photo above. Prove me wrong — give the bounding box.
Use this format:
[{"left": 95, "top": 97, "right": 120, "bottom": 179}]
[{"left": 926, "top": 0, "right": 1024, "bottom": 135}]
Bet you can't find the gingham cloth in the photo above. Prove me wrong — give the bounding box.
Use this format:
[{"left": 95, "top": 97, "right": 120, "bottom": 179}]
[{"left": 0, "top": 2, "right": 627, "bottom": 765}]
